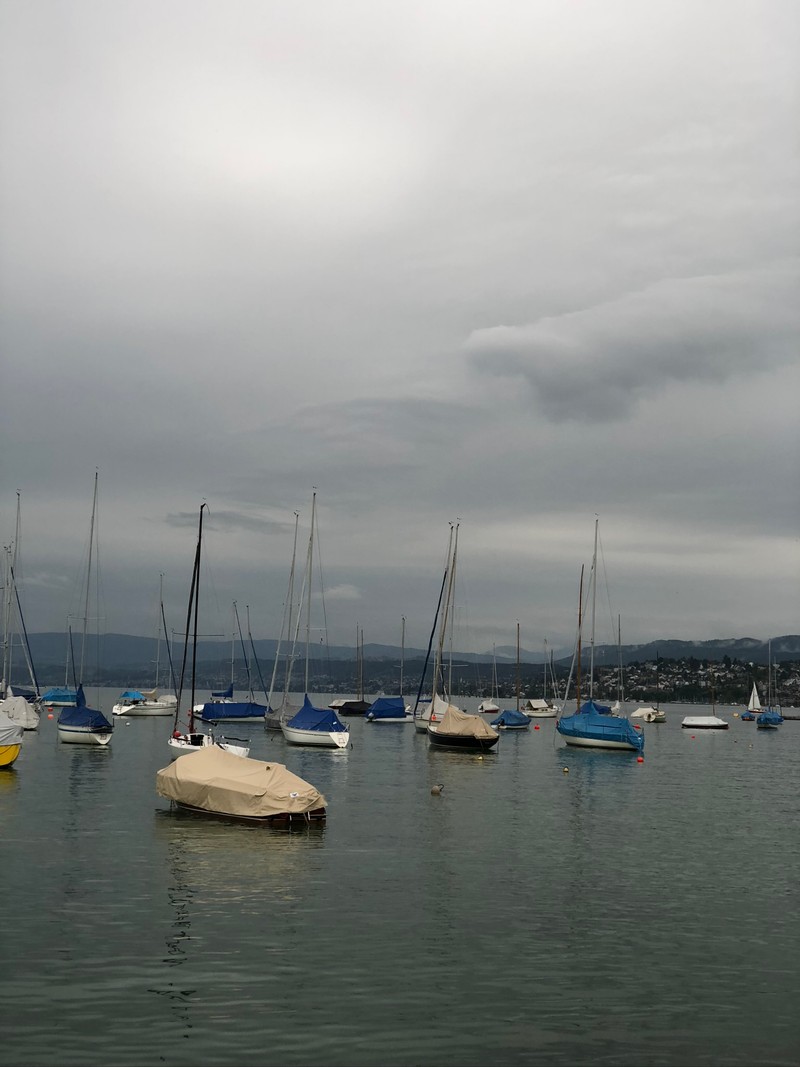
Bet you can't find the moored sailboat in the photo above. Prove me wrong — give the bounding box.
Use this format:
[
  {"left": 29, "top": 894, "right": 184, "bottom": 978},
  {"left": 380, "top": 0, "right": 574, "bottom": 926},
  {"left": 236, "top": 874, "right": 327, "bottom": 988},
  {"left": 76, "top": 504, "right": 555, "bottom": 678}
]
[
  {"left": 426, "top": 524, "right": 499, "bottom": 753},
  {"left": 157, "top": 745, "right": 327, "bottom": 826},
  {"left": 167, "top": 505, "right": 249, "bottom": 759},
  {"left": 556, "top": 520, "right": 644, "bottom": 754},
  {"left": 0, "top": 708, "right": 23, "bottom": 767},
  {"left": 57, "top": 473, "right": 114, "bottom": 747}
]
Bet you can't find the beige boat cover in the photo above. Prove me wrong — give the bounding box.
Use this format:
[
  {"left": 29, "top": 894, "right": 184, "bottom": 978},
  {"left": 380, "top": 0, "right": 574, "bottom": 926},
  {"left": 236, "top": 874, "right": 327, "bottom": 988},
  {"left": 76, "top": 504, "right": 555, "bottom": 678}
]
[
  {"left": 0, "top": 696, "right": 39, "bottom": 729},
  {"left": 437, "top": 703, "right": 499, "bottom": 739},
  {"left": 156, "top": 745, "right": 326, "bottom": 818}
]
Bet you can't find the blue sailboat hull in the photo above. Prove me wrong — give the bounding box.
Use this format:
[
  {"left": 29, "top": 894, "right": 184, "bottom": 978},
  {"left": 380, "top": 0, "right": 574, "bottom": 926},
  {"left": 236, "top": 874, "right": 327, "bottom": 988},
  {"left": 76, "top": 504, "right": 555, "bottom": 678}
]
[{"left": 557, "top": 700, "right": 644, "bottom": 752}]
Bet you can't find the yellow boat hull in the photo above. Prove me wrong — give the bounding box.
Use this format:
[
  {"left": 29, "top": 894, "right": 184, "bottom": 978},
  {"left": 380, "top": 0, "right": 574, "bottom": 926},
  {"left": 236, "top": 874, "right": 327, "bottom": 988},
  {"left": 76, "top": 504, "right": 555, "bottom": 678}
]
[{"left": 0, "top": 743, "right": 21, "bottom": 768}]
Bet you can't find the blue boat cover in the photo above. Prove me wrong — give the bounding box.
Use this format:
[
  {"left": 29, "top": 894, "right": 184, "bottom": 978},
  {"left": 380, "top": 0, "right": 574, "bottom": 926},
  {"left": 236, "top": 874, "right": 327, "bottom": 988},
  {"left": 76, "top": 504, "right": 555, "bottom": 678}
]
[
  {"left": 556, "top": 699, "right": 644, "bottom": 751},
  {"left": 200, "top": 701, "right": 268, "bottom": 722},
  {"left": 491, "top": 708, "right": 531, "bottom": 728},
  {"left": 119, "top": 690, "right": 145, "bottom": 701},
  {"left": 57, "top": 685, "right": 113, "bottom": 730},
  {"left": 367, "top": 696, "right": 407, "bottom": 719},
  {"left": 286, "top": 695, "right": 348, "bottom": 733},
  {"left": 43, "top": 686, "right": 77, "bottom": 702},
  {"left": 757, "top": 708, "right": 784, "bottom": 726},
  {"left": 211, "top": 683, "right": 234, "bottom": 699}
]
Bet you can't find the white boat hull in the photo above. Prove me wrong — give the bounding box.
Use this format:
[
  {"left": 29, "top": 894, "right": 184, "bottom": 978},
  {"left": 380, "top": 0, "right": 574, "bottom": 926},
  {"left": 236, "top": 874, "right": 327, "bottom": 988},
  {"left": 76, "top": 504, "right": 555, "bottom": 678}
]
[
  {"left": 113, "top": 701, "right": 176, "bottom": 717},
  {"left": 562, "top": 734, "right": 640, "bottom": 750},
  {"left": 57, "top": 725, "right": 112, "bottom": 746},
  {"left": 167, "top": 735, "right": 249, "bottom": 759},
  {"left": 681, "top": 716, "right": 729, "bottom": 730},
  {"left": 280, "top": 724, "right": 350, "bottom": 748},
  {"left": 527, "top": 709, "right": 558, "bottom": 718},
  {"left": 366, "top": 716, "right": 412, "bottom": 724}
]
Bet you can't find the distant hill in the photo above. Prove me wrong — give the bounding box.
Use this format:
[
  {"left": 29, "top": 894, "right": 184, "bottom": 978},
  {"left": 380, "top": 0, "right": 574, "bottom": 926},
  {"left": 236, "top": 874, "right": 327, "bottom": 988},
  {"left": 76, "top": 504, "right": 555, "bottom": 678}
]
[{"left": 18, "top": 631, "right": 800, "bottom": 680}]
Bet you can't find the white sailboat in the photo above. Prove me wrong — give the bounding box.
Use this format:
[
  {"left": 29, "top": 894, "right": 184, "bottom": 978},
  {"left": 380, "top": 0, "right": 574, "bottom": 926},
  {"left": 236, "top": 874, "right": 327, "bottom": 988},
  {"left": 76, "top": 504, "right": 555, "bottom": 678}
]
[
  {"left": 0, "top": 495, "right": 41, "bottom": 729},
  {"left": 681, "top": 668, "right": 728, "bottom": 730},
  {"left": 426, "top": 524, "right": 500, "bottom": 752},
  {"left": 57, "top": 472, "right": 114, "bottom": 746},
  {"left": 114, "top": 574, "right": 178, "bottom": 716},
  {"left": 168, "top": 505, "right": 249, "bottom": 759},
  {"left": 280, "top": 492, "right": 350, "bottom": 749},
  {"left": 477, "top": 643, "right": 501, "bottom": 714}
]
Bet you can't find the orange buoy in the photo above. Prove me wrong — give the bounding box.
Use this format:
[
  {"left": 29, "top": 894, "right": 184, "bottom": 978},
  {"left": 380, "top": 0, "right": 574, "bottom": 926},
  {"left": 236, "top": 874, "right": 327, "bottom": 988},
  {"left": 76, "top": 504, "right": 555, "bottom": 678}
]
[{"left": 47, "top": 712, "right": 54, "bottom": 719}]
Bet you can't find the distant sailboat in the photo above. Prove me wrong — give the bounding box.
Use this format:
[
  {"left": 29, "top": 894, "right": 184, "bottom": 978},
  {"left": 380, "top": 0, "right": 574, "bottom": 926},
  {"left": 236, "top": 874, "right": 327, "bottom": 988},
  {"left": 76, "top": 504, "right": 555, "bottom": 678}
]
[
  {"left": 57, "top": 472, "right": 114, "bottom": 746},
  {"left": 426, "top": 524, "right": 499, "bottom": 753},
  {"left": 556, "top": 520, "right": 644, "bottom": 753},
  {"left": 167, "top": 505, "right": 249, "bottom": 759},
  {"left": 280, "top": 492, "right": 350, "bottom": 749},
  {"left": 478, "top": 644, "right": 501, "bottom": 715}
]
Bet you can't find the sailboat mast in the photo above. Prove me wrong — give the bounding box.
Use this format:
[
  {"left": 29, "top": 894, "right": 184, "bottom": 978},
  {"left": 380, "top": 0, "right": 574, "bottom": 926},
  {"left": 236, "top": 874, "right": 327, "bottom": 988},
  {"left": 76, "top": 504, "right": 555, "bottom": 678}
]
[
  {"left": 271, "top": 511, "right": 299, "bottom": 709},
  {"left": 1, "top": 546, "right": 11, "bottom": 697},
  {"left": 588, "top": 517, "right": 598, "bottom": 701},
  {"left": 79, "top": 471, "right": 98, "bottom": 683},
  {"left": 155, "top": 573, "right": 164, "bottom": 690},
  {"left": 576, "top": 564, "right": 584, "bottom": 712},
  {"left": 400, "top": 616, "right": 405, "bottom": 697},
  {"left": 431, "top": 524, "right": 455, "bottom": 704},
  {"left": 516, "top": 622, "right": 521, "bottom": 713},
  {"left": 304, "top": 491, "right": 317, "bottom": 694},
  {"left": 190, "top": 504, "right": 205, "bottom": 727}
]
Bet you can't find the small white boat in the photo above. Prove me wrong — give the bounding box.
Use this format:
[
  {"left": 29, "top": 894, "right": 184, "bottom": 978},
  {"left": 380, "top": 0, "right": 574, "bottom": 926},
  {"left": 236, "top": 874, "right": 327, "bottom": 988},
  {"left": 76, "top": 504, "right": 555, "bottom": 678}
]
[
  {"left": 632, "top": 706, "right": 666, "bottom": 723},
  {"left": 477, "top": 700, "right": 501, "bottom": 714},
  {"left": 524, "top": 698, "right": 558, "bottom": 718},
  {"left": 167, "top": 731, "right": 249, "bottom": 759},
  {"left": 681, "top": 715, "right": 729, "bottom": 730},
  {"left": 113, "top": 689, "right": 177, "bottom": 717},
  {"left": 281, "top": 696, "right": 350, "bottom": 748},
  {"left": 57, "top": 686, "right": 113, "bottom": 746}
]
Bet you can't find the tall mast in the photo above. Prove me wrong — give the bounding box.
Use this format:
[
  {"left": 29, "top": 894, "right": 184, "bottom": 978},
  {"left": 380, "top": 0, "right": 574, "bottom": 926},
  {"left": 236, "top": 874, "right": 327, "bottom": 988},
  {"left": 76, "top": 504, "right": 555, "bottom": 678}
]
[
  {"left": 516, "top": 621, "right": 521, "bottom": 713},
  {"left": 304, "top": 490, "right": 317, "bottom": 694},
  {"left": 400, "top": 616, "right": 405, "bottom": 697},
  {"left": 190, "top": 504, "right": 205, "bottom": 727},
  {"left": 431, "top": 523, "right": 455, "bottom": 704},
  {"left": 79, "top": 471, "right": 98, "bottom": 684},
  {"left": 576, "top": 564, "right": 584, "bottom": 712},
  {"left": 155, "top": 572, "right": 164, "bottom": 690},
  {"left": 271, "top": 511, "right": 299, "bottom": 709},
  {"left": 588, "top": 516, "right": 598, "bottom": 701}
]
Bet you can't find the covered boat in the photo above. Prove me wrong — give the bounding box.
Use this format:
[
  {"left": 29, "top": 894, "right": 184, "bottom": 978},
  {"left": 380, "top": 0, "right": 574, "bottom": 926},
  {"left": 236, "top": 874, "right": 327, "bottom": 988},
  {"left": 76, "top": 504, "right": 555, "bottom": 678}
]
[
  {"left": 156, "top": 746, "right": 327, "bottom": 825},
  {"left": 42, "top": 686, "right": 77, "bottom": 707},
  {"left": 428, "top": 702, "right": 500, "bottom": 751},
  {"left": 490, "top": 708, "right": 531, "bottom": 730},
  {"left": 198, "top": 700, "right": 268, "bottom": 724},
  {"left": 557, "top": 699, "right": 644, "bottom": 752},
  {"left": 681, "top": 714, "right": 729, "bottom": 730},
  {"left": 0, "top": 709, "right": 23, "bottom": 768},
  {"left": 57, "top": 685, "right": 113, "bottom": 746},
  {"left": 281, "top": 695, "right": 350, "bottom": 748},
  {"left": 366, "top": 696, "right": 410, "bottom": 723},
  {"left": 523, "top": 697, "right": 558, "bottom": 718},
  {"left": 756, "top": 708, "right": 783, "bottom": 729},
  {"left": 631, "top": 705, "right": 666, "bottom": 723},
  {"left": 0, "top": 695, "right": 39, "bottom": 730}
]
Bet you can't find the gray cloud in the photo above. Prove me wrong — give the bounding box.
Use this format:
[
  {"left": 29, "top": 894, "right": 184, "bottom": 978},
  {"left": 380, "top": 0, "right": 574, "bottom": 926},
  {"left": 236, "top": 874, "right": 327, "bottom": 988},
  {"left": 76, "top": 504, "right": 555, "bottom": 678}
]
[{"left": 466, "top": 261, "right": 799, "bottom": 421}]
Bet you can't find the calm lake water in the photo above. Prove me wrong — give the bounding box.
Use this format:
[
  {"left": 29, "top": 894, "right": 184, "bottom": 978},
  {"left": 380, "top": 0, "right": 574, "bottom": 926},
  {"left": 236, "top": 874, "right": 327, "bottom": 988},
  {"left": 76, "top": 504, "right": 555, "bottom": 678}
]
[{"left": 2, "top": 690, "right": 799, "bottom": 1067}]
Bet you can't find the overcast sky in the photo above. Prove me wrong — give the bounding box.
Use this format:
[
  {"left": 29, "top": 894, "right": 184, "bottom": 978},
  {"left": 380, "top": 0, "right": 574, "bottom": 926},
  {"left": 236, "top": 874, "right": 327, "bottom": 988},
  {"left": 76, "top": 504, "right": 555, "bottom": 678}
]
[{"left": 1, "top": 0, "right": 798, "bottom": 658}]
